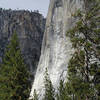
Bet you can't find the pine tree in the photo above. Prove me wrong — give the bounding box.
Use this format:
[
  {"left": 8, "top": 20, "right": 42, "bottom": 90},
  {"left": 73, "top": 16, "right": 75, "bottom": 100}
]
[
  {"left": 33, "top": 89, "right": 38, "bottom": 100},
  {"left": 43, "top": 68, "right": 55, "bottom": 100},
  {"left": 0, "top": 33, "right": 30, "bottom": 100},
  {"left": 66, "top": 0, "right": 100, "bottom": 99},
  {"left": 56, "top": 80, "right": 71, "bottom": 100}
]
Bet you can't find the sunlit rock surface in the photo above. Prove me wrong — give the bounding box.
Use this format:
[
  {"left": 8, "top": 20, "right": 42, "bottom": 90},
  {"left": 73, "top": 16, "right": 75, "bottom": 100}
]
[
  {"left": 30, "top": 0, "right": 84, "bottom": 99},
  {"left": 0, "top": 9, "right": 45, "bottom": 79}
]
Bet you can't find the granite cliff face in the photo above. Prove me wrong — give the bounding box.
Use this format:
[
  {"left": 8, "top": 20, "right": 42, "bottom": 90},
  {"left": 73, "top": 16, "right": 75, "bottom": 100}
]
[
  {"left": 30, "top": 0, "right": 85, "bottom": 99},
  {"left": 0, "top": 9, "right": 45, "bottom": 79}
]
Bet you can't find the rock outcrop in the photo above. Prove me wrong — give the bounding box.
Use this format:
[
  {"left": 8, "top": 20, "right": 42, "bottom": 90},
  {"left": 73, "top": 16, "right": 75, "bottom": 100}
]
[
  {"left": 30, "top": 0, "right": 85, "bottom": 99},
  {"left": 0, "top": 8, "right": 45, "bottom": 79}
]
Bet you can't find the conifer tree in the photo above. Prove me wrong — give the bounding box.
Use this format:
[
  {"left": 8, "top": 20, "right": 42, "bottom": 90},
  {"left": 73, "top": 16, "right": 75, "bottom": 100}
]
[
  {"left": 0, "top": 33, "right": 30, "bottom": 100},
  {"left": 33, "top": 89, "right": 38, "bottom": 100},
  {"left": 66, "top": 0, "right": 100, "bottom": 99},
  {"left": 56, "top": 80, "right": 71, "bottom": 100},
  {"left": 43, "top": 68, "right": 55, "bottom": 100}
]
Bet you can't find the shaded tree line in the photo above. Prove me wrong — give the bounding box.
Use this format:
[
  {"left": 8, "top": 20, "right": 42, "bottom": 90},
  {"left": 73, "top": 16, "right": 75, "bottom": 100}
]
[{"left": 0, "top": 33, "right": 31, "bottom": 100}]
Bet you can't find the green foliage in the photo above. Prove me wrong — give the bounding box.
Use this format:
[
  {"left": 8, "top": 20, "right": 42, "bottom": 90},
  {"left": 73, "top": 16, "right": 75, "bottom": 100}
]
[
  {"left": 0, "top": 33, "right": 30, "bottom": 100},
  {"left": 56, "top": 80, "right": 71, "bottom": 100},
  {"left": 33, "top": 89, "right": 38, "bottom": 100},
  {"left": 66, "top": 0, "right": 100, "bottom": 99},
  {"left": 43, "top": 68, "right": 55, "bottom": 100}
]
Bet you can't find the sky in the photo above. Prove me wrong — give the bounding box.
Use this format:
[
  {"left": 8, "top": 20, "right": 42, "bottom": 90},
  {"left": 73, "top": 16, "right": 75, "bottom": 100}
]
[{"left": 0, "top": 0, "right": 50, "bottom": 17}]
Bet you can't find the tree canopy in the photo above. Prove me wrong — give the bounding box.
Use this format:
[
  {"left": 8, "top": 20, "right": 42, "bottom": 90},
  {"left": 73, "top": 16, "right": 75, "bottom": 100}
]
[
  {"left": 66, "top": 0, "right": 100, "bottom": 99},
  {"left": 0, "top": 33, "right": 30, "bottom": 100}
]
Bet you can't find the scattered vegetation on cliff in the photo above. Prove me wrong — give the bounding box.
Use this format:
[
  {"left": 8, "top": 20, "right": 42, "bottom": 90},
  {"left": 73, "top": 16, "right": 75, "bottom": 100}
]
[{"left": 66, "top": 0, "right": 100, "bottom": 99}]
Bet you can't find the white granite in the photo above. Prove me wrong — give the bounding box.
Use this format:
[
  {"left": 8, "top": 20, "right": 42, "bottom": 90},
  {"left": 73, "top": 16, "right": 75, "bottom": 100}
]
[{"left": 30, "top": 0, "right": 84, "bottom": 99}]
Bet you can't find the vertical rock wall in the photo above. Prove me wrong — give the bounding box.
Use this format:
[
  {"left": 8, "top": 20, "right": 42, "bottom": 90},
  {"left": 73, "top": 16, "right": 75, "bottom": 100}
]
[
  {"left": 0, "top": 9, "right": 45, "bottom": 79},
  {"left": 30, "top": 0, "right": 85, "bottom": 99}
]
